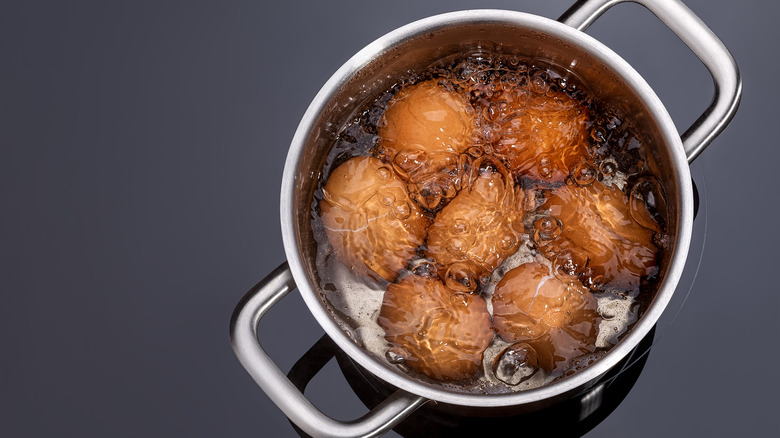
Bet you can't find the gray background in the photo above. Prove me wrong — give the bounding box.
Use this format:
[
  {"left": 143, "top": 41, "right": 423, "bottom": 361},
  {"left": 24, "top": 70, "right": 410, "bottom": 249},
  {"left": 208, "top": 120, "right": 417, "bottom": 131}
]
[{"left": 2, "top": 0, "right": 777, "bottom": 436}]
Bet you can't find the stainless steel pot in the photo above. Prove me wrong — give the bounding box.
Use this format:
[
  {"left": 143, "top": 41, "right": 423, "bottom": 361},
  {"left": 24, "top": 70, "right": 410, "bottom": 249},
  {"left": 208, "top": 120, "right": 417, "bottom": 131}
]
[{"left": 230, "top": 1, "right": 741, "bottom": 437}]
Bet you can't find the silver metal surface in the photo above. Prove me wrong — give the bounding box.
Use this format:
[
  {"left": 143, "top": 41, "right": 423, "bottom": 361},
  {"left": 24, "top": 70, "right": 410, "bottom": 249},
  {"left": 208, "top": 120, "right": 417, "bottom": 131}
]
[
  {"left": 231, "top": 0, "right": 740, "bottom": 434},
  {"left": 230, "top": 262, "right": 427, "bottom": 438},
  {"left": 559, "top": 0, "right": 742, "bottom": 162}
]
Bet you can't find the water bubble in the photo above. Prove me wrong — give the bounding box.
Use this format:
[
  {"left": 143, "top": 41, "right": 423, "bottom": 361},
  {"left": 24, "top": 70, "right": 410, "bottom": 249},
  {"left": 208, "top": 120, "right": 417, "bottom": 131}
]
[
  {"left": 444, "top": 262, "right": 478, "bottom": 292},
  {"left": 441, "top": 180, "right": 459, "bottom": 200},
  {"left": 599, "top": 159, "right": 617, "bottom": 176},
  {"left": 530, "top": 70, "right": 550, "bottom": 94},
  {"left": 499, "top": 232, "right": 516, "bottom": 251},
  {"left": 533, "top": 190, "right": 548, "bottom": 209},
  {"left": 502, "top": 73, "right": 519, "bottom": 88},
  {"left": 386, "top": 349, "right": 412, "bottom": 373},
  {"left": 533, "top": 217, "right": 562, "bottom": 245},
  {"left": 572, "top": 162, "right": 598, "bottom": 186},
  {"left": 412, "top": 184, "right": 442, "bottom": 211},
  {"left": 377, "top": 166, "right": 392, "bottom": 180},
  {"left": 386, "top": 348, "right": 406, "bottom": 364},
  {"left": 516, "top": 74, "right": 529, "bottom": 89},
  {"left": 629, "top": 176, "right": 666, "bottom": 233},
  {"left": 590, "top": 126, "right": 607, "bottom": 143},
  {"left": 482, "top": 123, "right": 501, "bottom": 144},
  {"left": 393, "top": 200, "right": 411, "bottom": 220},
  {"left": 445, "top": 237, "right": 466, "bottom": 255},
  {"left": 450, "top": 292, "right": 470, "bottom": 308},
  {"left": 457, "top": 65, "right": 476, "bottom": 82},
  {"left": 380, "top": 193, "right": 395, "bottom": 207},
  {"left": 553, "top": 249, "right": 589, "bottom": 281},
  {"left": 409, "top": 259, "right": 437, "bottom": 278},
  {"left": 492, "top": 343, "right": 540, "bottom": 385},
  {"left": 465, "top": 146, "right": 484, "bottom": 158},
  {"left": 452, "top": 218, "right": 469, "bottom": 234},
  {"left": 466, "top": 51, "right": 493, "bottom": 70},
  {"left": 393, "top": 151, "right": 423, "bottom": 174},
  {"left": 605, "top": 115, "right": 621, "bottom": 130},
  {"left": 485, "top": 103, "right": 499, "bottom": 122},
  {"left": 583, "top": 272, "right": 607, "bottom": 289}
]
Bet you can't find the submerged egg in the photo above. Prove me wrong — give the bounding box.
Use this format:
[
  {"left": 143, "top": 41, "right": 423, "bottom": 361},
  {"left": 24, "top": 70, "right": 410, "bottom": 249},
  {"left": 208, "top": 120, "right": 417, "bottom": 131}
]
[
  {"left": 492, "top": 262, "right": 600, "bottom": 372},
  {"left": 472, "top": 71, "right": 592, "bottom": 184},
  {"left": 492, "top": 262, "right": 599, "bottom": 343},
  {"left": 539, "top": 180, "right": 659, "bottom": 290},
  {"left": 425, "top": 158, "right": 524, "bottom": 291},
  {"left": 320, "top": 156, "right": 430, "bottom": 282},
  {"left": 378, "top": 275, "right": 494, "bottom": 381},
  {"left": 378, "top": 80, "right": 475, "bottom": 210}
]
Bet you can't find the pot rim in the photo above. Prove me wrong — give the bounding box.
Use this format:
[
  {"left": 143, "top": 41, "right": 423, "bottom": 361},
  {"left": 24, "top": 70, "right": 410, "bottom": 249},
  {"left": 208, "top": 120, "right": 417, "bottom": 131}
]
[{"left": 280, "top": 9, "right": 693, "bottom": 407}]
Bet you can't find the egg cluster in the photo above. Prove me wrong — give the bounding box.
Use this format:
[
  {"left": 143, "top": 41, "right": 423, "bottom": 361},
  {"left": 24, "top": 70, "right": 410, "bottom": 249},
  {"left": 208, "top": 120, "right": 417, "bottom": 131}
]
[{"left": 318, "top": 59, "right": 665, "bottom": 384}]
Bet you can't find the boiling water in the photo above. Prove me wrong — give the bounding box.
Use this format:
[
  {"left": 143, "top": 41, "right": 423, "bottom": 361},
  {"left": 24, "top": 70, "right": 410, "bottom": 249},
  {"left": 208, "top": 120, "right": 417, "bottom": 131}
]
[{"left": 310, "top": 50, "right": 669, "bottom": 394}]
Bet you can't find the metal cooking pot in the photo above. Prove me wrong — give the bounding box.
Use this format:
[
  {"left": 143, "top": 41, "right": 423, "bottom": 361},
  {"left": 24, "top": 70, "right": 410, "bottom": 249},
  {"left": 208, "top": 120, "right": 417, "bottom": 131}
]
[{"left": 230, "top": 0, "right": 741, "bottom": 436}]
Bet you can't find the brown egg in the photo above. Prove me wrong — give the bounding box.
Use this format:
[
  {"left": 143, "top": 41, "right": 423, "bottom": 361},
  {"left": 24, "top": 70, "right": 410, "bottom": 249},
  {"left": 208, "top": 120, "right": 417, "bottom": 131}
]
[
  {"left": 378, "top": 274, "right": 494, "bottom": 381},
  {"left": 320, "top": 156, "right": 430, "bottom": 282},
  {"left": 425, "top": 158, "right": 524, "bottom": 292},
  {"left": 477, "top": 71, "right": 591, "bottom": 184},
  {"left": 492, "top": 262, "right": 599, "bottom": 343},
  {"left": 378, "top": 80, "right": 476, "bottom": 210},
  {"left": 492, "top": 262, "right": 600, "bottom": 372},
  {"left": 536, "top": 180, "right": 658, "bottom": 290}
]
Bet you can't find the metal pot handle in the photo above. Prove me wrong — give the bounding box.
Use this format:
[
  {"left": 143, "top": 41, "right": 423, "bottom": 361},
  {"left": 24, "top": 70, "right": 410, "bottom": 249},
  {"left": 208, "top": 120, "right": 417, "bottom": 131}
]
[
  {"left": 559, "top": 0, "right": 742, "bottom": 163},
  {"left": 229, "top": 262, "right": 427, "bottom": 438}
]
